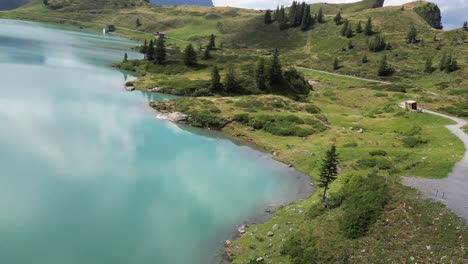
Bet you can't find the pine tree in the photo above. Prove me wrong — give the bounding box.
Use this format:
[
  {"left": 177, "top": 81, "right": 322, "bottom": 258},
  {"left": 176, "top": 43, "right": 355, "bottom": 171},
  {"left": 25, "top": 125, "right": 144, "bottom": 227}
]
[
  {"left": 334, "top": 12, "right": 342, "bottom": 25},
  {"left": 300, "top": 5, "right": 312, "bottom": 31},
  {"left": 340, "top": 19, "right": 349, "bottom": 36},
  {"left": 183, "top": 44, "right": 197, "bottom": 66},
  {"left": 123, "top": 53, "right": 128, "bottom": 62},
  {"left": 264, "top": 10, "right": 273, "bottom": 24},
  {"left": 361, "top": 53, "right": 369, "bottom": 63},
  {"left": 364, "top": 17, "right": 373, "bottom": 36},
  {"left": 146, "top": 39, "right": 154, "bottom": 61},
  {"left": 274, "top": 5, "right": 280, "bottom": 21},
  {"left": 209, "top": 65, "right": 223, "bottom": 93},
  {"left": 439, "top": 52, "right": 447, "bottom": 71},
  {"left": 289, "top": 1, "right": 298, "bottom": 26},
  {"left": 224, "top": 66, "right": 241, "bottom": 94},
  {"left": 278, "top": 6, "right": 288, "bottom": 30},
  {"left": 345, "top": 23, "right": 353, "bottom": 38},
  {"left": 296, "top": 2, "right": 306, "bottom": 27},
  {"left": 444, "top": 54, "right": 458, "bottom": 73},
  {"left": 463, "top": 21, "right": 468, "bottom": 31},
  {"left": 377, "top": 55, "right": 392, "bottom": 76},
  {"left": 317, "top": 7, "right": 324, "bottom": 23},
  {"left": 154, "top": 37, "right": 167, "bottom": 65},
  {"left": 203, "top": 48, "right": 211, "bottom": 60},
  {"left": 268, "top": 48, "right": 283, "bottom": 85},
  {"left": 140, "top": 40, "right": 148, "bottom": 56},
  {"left": 255, "top": 58, "right": 268, "bottom": 92},
  {"left": 348, "top": 40, "right": 354, "bottom": 50},
  {"left": 136, "top": 18, "right": 142, "bottom": 27},
  {"left": 333, "top": 57, "right": 340, "bottom": 70},
  {"left": 356, "top": 20, "right": 363, "bottom": 33},
  {"left": 368, "top": 34, "right": 387, "bottom": 52},
  {"left": 424, "top": 56, "right": 433, "bottom": 73},
  {"left": 318, "top": 145, "right": 340, "bottom": 204},
  {"left": 207, "top": 34, "right": 216, "bottom": 50},
  {"left": 407, "top": 25, "right": 418, "bottom": 44}
]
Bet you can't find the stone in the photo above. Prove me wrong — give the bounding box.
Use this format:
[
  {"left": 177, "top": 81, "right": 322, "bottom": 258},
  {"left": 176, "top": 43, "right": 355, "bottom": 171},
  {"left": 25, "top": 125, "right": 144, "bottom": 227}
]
[
  {"left": 272, "top": 151, "right": 279, "bottom": 156},
  {"left": 225, "top": 240, "right": 231, "bottom": 246},
  {"left": 256, "top": 257, "right": 264, "bottom": 262},
  {"left": 286, "top": 222, "right": 293, "bottom": 225},
  {"left": 266, "top": 231, "right": 274, "bottom": 237},
  {"left": 426, "top": 245, "right": 431, "bottom": 251},
  {"left": 247, "top": 127, "right": 255, "bottom": 132},
  {"left": 124, "top": 86, "right": 135, "bottom": 91},
  {"left": 358, "top": 128, "right": 364, "bottom": 133},
  {"left": 272, "top": 224, "right": 280, "bottom": 230},
  {"left": 238, "top": 225, "right": 247, "bottom": 235},
  {"left": 148, "top": 86, "right": 162, "bottom": 93},
  {"left": 157, "top": 112, "right": 188, "bottom": 123}
]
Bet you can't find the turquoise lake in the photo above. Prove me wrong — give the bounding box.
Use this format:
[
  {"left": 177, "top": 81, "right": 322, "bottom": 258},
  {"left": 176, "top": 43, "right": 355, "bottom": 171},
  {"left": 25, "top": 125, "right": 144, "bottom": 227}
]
[{"left": 0, "top": 19, "right": 311, "bottom": 263}]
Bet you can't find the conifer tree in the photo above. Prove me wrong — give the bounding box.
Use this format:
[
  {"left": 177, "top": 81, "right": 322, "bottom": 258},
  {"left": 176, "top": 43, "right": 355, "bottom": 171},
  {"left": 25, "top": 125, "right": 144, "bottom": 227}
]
[
  {"left": 123, "top": 53, "right": 128, "bottom": 62},
  {"left": 274, "top": 5, "right": 280, "bottom": 21},
  {"left": 333, "top": 57, "right": 340, "bottom": 70},
  {"left": 136, "top": 18, "right": 142, "bottom": 27},
  {"left": 209, "top": 65, "right": 223, "bottom": 93},
  {"left": 444, "top": 54, "right": 458, "bottom": 73},
  {"left": 317, "top": 7, "right": 324, "bottom": 23},
  {"left": 341, "top": 19, "right": 349, "bottom": 36},
  {"left": 334, "top": 12, "right": 342, "bottom": 25},
  {"left": 439, "top": 52, "right": 447, "bottom": 71},
  {"left": 345, "top": 23, "right": 353, "bottom": 38},
  {"left": 348, "top": 40, "right": 354, "bottom": 50},
  {"left": 154, "top": 37, "right": 167, "bottom": 65},
  {"left": 364, "top": 17, "right": 373, "bottom": 36},
  {"left": 140, "top": 40, "right": 148, "bottom": 56},
  {"left": 255, "top": 58, "right": 268, "bottom": 92},
  {"left": 146, "top": 39, "right": 154, "bottom": 61},
  {"left": 300, "top": 5, "right": 312, "bottom": 31},
  {"left": 207, "top": 34, "right": 216, "bottom": 50},
  {"left": 278, "top": 6, "right": 288, "bottom": 30},
  {"left": 224, "top": 66, "right": 241, "bottom": 94},
  {"left": 424, "top": 56, "right": 433, "bottom": 73},
  {"left": 463, "top": 21, "right": 468, "bottom": 31},
  {"left": 377, "top": 55, "right": 392, "bottom": 76},
  {"left": 264, "top": 10, "right": 273, "bottom": 24},
  {"left": 268, "top": 48, "right": 283, "bottom": 85},
  {"left": 289, "top": 1, "right": 298, "bottom": 26},
  {"left": 361, "top": 53, "right": 369, "bottom": 63},
  {"left": 318, "top": 145, "right": 340, "bottom": 204},
  {"left": 203, "top": 48, "right": 211, "bottom": 60},
  {"left": 183, "top": 44, "right": 197, "bottom": 66},
  {"left": 407, "top": 24, "right": 418, "bottom": 44},
  {"left": 297, "top": 2, "right": 306, "bottom": 27},
  {"left": 368, "top": 34, "right": 387, "bottom": 52},
  {"left": 356, "top": 20, "right": 363, "bottom": 33}
]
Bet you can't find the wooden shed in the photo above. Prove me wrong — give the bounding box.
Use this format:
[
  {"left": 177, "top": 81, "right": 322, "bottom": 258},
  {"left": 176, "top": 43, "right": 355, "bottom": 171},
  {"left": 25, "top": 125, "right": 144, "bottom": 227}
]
[{"left": 405, "top": 100, "right": 418, "bottom": 111}]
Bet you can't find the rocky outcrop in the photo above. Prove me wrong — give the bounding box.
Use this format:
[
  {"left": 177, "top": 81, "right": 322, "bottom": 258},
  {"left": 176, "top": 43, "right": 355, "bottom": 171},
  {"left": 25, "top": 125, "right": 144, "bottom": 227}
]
[
  {"left": 156, "top": 112, "right": 188, "bottom": 123},
  {"left": 372, "top": 0, "right": 384, "bottom": 8},
  {"left": 414, "top": 3, "right": 443, "bottom": 29},
  {"left": 149, "top": 0, "right": 213, "bottom": 7}
]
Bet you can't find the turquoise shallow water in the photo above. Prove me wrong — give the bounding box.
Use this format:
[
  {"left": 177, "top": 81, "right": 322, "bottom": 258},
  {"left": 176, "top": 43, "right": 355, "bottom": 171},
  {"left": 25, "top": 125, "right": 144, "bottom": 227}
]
[{"left": 0, "top": 19, "right": 311, "bottom": 264}]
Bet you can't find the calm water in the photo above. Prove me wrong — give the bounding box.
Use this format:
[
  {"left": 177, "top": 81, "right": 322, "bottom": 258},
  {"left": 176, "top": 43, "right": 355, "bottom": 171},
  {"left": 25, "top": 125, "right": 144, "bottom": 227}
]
[{"left": 0, "top": 20, "right": 311, "bottom": 263}]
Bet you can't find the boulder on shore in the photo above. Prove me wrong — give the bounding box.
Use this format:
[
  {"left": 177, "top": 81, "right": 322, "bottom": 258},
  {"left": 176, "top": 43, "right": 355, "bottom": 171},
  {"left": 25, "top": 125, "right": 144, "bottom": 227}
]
[
  {"left": 157, "top": 112, "right": 188, "bottom": 123},
  {"left": 124, "top": 86, "right": 135, "bottom": 92}
]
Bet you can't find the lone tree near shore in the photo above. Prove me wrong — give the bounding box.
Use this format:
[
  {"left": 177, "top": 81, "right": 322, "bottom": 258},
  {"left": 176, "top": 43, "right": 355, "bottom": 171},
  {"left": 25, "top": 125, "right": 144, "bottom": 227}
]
[
  {"left": 146, "top": 39, "right": 154, "bottom": 61},
  {"left": 209, "top": 65, "right": 223, "bottom": 94},
  {"left": 155, "top": 37, "right": 167, "bottom": 65},
  {"left": 318, "top": 145, "right": 340, "bottom": 204},
  {"left": 183, "top": 44, "right": 197, "bottom": 66},
  {"left": 268, "top": 48, "right": 283, "bottom": 86}
]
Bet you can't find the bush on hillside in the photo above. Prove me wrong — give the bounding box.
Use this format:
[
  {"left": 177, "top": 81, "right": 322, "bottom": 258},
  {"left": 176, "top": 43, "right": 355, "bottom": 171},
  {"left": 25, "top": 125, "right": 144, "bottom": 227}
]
[
  {"left": 369, "top": 150, "right": 387, "bottom": 156},
  {"left": 340, "top": 174, "right": 387, "bottom": 239},
  {"left": 402, "top": 136, "right": 428, "bottom": 148}
]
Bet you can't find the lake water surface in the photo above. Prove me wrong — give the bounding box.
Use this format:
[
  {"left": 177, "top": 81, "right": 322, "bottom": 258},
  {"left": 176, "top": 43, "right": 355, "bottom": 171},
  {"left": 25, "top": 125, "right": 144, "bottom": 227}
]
[{"left": 0, "top": 19, "right": 311, "bottom": 263}]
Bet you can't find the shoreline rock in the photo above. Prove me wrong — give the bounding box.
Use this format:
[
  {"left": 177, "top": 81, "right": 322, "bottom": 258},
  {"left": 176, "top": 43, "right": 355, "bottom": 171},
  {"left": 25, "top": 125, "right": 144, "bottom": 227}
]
[{"left": 156, "top": 111, "right": 188, "bottom": 123}]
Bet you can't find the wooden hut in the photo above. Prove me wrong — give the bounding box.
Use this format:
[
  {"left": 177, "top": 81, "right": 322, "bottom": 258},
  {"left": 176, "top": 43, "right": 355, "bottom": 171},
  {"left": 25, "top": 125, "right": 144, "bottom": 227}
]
[{"left": 405, "top": 100, "right": 418, "bottom": 111}]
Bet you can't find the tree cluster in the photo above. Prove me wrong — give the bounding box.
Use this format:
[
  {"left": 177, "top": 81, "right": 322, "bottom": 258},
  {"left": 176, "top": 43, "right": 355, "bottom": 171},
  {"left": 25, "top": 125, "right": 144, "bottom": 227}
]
[
  {"left": 368, "top": 34, "right": 387, "bottom": 52},
  {"left": 439, "top": 53, "right": 458, "bottom": 73},
  {"left": 266, "top": 2, "right": 315, "bottom": 31},
  {"left": 139, "top": 38, "right": 167, "bottom": 65}
]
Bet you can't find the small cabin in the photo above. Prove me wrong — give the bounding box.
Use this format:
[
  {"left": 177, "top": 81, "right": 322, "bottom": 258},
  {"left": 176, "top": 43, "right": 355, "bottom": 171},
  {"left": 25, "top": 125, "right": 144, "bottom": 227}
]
[
  {"left": 154, "top": 32, "right": 165, "bottom": 39},
  {"left": 405, "top": 100, "right": 418, "bottom": 111}
]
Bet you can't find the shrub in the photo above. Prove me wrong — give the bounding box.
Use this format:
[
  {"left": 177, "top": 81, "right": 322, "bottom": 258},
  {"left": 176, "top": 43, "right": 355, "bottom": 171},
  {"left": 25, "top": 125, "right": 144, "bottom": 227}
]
[
  {"left": 125, "top": 81, "right": 134, "bottom": 86},
  {"left": 369, "top": 150, "right": 387, "bottom": 156},
  {"left": 189, "top": 112, "right": 227, "bottom": 129},
  {"left": 282, "top": 234, "right": 319, "bottom": 264},
  {"left": 403, "top": 136, "right": 428, "bottom": 148},
  {"left": 232, "top": 113, "right": 250, "bottom": 123},
  {"left": 343, "top": 142, "right": 358, "bottom": 148},
  {"left": 356, "top": 158, "right": 377, "bottom": 168},
  {"left": 305, "top": 104, "right": 321, "bottom": 114},
  {"left": 340, "top": 174, "right": 387, "bottom": 239}
]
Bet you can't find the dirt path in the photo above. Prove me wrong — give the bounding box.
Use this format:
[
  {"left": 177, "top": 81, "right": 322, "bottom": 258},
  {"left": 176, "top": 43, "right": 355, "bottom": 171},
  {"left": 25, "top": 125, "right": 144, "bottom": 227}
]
[
  {"left": 402, "top": 109, "right": 468, "bottom": 221},
  {"left": 295, "top": 66, "right": 392, "bottom": 84}
]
